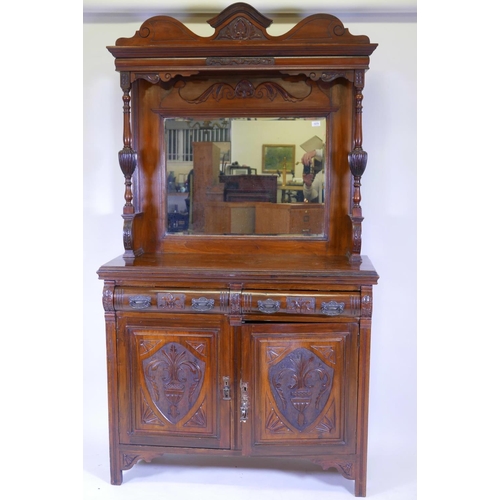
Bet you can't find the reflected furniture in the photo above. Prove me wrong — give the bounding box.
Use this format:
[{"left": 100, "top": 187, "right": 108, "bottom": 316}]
[
  {"left": 98, "top": 3, "right": 378, "bottom": 496},
  {"left": 221, "top": 174, "right": 277, "bottom": 202}
]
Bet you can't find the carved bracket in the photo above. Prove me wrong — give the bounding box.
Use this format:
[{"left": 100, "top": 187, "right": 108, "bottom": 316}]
[{"left": 309, "top": 458, "right": 355, "bottom": 479}]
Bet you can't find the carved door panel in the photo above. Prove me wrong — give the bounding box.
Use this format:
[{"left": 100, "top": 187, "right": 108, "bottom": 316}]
[
  {"left": 240, "top": 322, "right": 358, "bottom": 456},
  {"left": 117, "top": 315, "right": 232, "bottom": 449}
]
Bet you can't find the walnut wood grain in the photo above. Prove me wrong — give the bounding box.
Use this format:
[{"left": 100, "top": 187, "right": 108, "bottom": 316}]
[{"left": 99, "top": 4, "right": 378, "bottom": 496}]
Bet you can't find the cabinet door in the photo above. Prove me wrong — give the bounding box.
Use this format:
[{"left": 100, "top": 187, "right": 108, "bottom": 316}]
[
  {"left": 117, "top": 315, "right": 232, "bottom": 449},
  {"left": 240, "top": 322, "right": 358, "bottom": 455}
]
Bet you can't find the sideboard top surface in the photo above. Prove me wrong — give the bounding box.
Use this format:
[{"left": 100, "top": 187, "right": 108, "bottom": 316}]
[{"left": 97, "top": 253, "right": 379, "bottom": 285}]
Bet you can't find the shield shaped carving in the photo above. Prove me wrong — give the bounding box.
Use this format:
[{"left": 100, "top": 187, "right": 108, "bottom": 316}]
[
  {"left": 143, "top": 342, "right": 205, "bottom": 424},
  {"left": 268, "top": 347, "right": 333, "bottom": 432}
]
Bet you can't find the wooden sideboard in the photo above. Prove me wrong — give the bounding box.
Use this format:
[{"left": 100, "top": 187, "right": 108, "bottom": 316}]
[{"left": 98, "top": 3, "right": 378, "bottom": 496}]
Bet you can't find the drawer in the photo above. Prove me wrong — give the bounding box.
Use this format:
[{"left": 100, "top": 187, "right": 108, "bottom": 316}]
[
  {"left": 114, "top": 287, "right": 360, "bottom": 318},
  {"left": 114, "top": 288, "right": 231, "bottom": 314},
  {"left": 241, "top": 291, "right": 360, "bottom": 318}
]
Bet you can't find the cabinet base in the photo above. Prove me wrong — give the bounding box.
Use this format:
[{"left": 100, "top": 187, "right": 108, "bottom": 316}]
[{"left": 111, "top": 445, "right": 367, "bottom": 496}]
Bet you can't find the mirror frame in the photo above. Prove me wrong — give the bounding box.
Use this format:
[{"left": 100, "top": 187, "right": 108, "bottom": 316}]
[{"left": 107, "top": 3, "right": 377, "bottom": 261}]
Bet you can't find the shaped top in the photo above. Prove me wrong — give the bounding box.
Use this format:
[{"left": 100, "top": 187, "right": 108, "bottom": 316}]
[{"left": 109, "top": 2, "right": 377, "bottom": 58}]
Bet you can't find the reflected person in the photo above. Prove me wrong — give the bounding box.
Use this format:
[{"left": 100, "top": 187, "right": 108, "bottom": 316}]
[{"left": 302, "top": 149, "right": 324, "bottom": 203}]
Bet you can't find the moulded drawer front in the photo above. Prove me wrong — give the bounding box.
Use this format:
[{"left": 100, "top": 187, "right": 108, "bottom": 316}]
[
  {"left": 114, "top": 288, "right": 233, "bottom": 314},
  {"left": 113, "top": 288, "right": 361, "bottom": 318},
  {"left": 242, "top": 292, "right": 360, "bottom": 318}
]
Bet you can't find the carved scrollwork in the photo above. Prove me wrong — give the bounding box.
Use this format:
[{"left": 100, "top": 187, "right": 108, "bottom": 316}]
[
  {"left": 122, "top": 454, "right": 140, "bottom": 469},
  {"left": 122, "top": 215, "right": 134, "bottom": 252},
  {"left": 133, "top": 73, "right": 160, "bottom": 84},
  {"left": 307, "top": 71, "right": 350, "bottom": 82},
  {"left": 215, "top": 17, "right": 267, "bottom": 40},
  {"left": 182, "top": 79, "right": 308, "bottom": 104}
]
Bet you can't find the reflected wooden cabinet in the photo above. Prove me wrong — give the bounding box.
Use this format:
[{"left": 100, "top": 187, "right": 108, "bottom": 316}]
[
  {"left": 98, "top": 3, "right": 378, "bottom": 497},
  {"left": 255, "top": 203, "right": 323, "bottom": 235}
]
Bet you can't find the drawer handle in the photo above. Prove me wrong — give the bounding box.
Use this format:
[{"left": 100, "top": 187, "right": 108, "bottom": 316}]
[
  {"left": 129, "top": 295, "right": 151, "bottom": 309},
  {"left": 321, "top": 300, "right": 345, "bottom": 316},
  {"left": 192, "top": 297, "right": 215, "bottom": 311},
  {"left": 257, "top": 298, "right": 280, "bottom": 314}
]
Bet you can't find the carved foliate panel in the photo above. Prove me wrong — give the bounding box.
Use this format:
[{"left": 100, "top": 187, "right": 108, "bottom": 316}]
[
  {"left": 142, "top": 342, "right": 205, "bottom": 424},
  {"left": 245, "top": 323, "right": 355, "bottom": 450},
  {"left": 119, "top": 320, "right": 232, "bottom": 449},
  {"left": 127, "top": 327, "right": 221, "bottom": 440},
  {"left": 269, "top": 347, "right": 333, "bottom": 431}
]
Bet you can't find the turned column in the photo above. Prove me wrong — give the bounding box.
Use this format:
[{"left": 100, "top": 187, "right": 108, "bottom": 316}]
[
  {"left": 348, "top": 70, "right": 368, "bottom": 263},
  {"left": 118, "top": 71, "right": 138, "bottom": 261}
]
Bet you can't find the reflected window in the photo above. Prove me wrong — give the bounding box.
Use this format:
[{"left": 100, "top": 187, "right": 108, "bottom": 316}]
[{"left": 166, "top": 119, "right": 231, "bottom": 162}]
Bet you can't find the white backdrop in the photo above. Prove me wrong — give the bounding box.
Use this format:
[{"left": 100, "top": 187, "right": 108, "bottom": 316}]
[{"left": 82, "top": 2, "right": 416, "bottom": 498}]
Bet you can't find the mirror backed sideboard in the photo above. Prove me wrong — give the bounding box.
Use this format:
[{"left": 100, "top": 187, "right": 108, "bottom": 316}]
[{"left": 98, "top": 3, "right": 379, "bottom": 496}]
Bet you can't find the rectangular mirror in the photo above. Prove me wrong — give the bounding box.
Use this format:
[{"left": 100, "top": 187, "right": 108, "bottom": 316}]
[{"left": 165, "top": 117, "right": 326, "bottom": 237}]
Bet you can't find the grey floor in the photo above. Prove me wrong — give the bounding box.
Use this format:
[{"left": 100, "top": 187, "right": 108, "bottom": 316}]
[{"left": 83, "top": 426, "right": 416, "bottom": 500}]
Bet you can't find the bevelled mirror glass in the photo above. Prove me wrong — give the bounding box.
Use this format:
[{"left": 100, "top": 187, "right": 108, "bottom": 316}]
[{"left": 165, "top": 117, "right": 327, "bottom": 237}]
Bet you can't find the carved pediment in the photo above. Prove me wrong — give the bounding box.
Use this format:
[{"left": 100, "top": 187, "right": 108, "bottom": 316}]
[
  {"left": 208, "top": 2, "right": 272, "bottom": 41},
  {"left": 111, "top": 2, "right": 376, "bottom": 57}
]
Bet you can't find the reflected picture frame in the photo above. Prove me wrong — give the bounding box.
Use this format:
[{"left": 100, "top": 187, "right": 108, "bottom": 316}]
[{"left": 262, "top": 144, "right": 295, "bottom": 172}]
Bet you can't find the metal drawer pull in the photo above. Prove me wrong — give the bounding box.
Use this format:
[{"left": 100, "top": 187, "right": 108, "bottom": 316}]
[
  {"left": 222, "top": 376, "right": 231, "bottom": 400},
  {"left": 257, "top": 298, "right": 280, "bottom": 314},
  {"left": 191, "top": 297, "right": 215, "bottom": 311},
  {"left": 129, "top": 295, "right": 152, "bottom": 309},
  {"left": 321, "top": 300, "right": 345, "bottom": 316},
  {"left": 240, "top": 381, "right": 249, "bottom": 422}
]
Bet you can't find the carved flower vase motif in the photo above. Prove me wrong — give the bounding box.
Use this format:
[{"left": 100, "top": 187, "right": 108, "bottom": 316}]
[
  {"left": 269, "top": 347, "right": 333, "bottom": 431},
  {"left": 143, "top": 342, "right": 205, "bottom": 424}
]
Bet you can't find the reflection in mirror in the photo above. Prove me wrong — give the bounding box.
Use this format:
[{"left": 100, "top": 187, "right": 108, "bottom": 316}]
[{"left": 165, "top": 117, "right": 326, "bottom": 237}]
